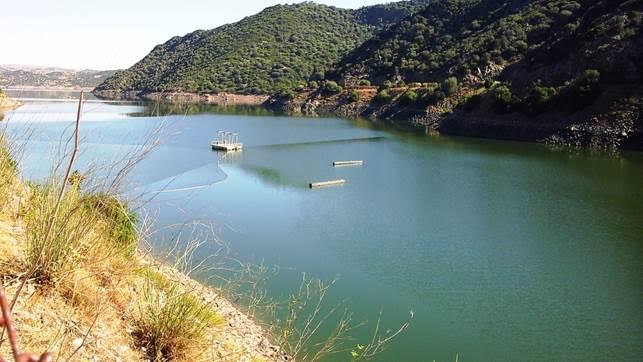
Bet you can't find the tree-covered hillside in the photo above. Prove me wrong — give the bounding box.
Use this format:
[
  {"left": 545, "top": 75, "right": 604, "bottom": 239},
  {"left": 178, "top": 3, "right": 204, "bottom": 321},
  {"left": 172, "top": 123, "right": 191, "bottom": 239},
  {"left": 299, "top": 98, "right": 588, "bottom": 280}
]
[
  {"left": 333, "top": 0, "right": 642, "bottom": 90},
  {"left": 354, "top": 0, "right": 432, "bottom": 29},
  {"left": 96, "top": 3, "right": 372, "bottom": 94},
  {"left": 95, "top": 1, "right": 435, "bottom": 95}
]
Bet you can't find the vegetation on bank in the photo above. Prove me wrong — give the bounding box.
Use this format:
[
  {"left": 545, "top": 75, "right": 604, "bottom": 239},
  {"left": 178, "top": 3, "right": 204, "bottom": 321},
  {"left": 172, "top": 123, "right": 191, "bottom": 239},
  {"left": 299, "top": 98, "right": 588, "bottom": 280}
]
[{"left": 0, "top": 134, "right": 232, "bottom": 360}]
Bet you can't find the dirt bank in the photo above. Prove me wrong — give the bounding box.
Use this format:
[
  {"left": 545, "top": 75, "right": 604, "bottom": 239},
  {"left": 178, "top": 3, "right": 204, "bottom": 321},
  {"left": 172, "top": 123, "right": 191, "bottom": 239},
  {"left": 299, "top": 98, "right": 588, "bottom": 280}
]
[{"left": 0, "top": 180, "right": 288, "bottom": 361}]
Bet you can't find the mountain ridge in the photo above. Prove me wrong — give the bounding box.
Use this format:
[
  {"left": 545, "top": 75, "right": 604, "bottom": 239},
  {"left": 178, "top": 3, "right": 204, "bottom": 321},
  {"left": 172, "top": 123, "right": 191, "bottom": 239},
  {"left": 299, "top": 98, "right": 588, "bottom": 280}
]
[{"left": 94, "top": 1, "right": 431, "bottom": 95}]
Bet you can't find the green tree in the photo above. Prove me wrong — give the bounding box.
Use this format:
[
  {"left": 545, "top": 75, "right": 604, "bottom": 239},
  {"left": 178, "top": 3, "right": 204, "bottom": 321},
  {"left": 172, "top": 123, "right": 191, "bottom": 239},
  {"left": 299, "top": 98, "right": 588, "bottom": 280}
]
[{"left": 492, "top": 84, "right": 513, "bottom": 111}]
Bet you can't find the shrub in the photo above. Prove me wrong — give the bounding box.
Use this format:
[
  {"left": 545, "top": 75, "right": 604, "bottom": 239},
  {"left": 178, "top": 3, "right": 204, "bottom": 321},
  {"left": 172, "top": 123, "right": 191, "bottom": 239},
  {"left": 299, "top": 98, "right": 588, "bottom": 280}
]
[
  {"left": 527, "top": 83, "right": 558, "bottom": 114},
  {"left": 80, "top": 193, "right": 138, "bottom": 256},
  {"left": 322, "top": 80, "right": 343, "bottom": 95},
  {"left": 399, "top": 90, "right": 418, "bottom": 105},
  {"left": 349, "top": 90, "right": 360, "bottom": 102},
  {"left": 442, "top": 77, "right": 458, "bottom": 95},
  {"left": 492, "top": 84, "right": 513, "bottom": 112},
  {"left": 577, "top": 69, "right": 601, "bottom": 91},
  {"left": 358, "top": 79, "right": 371, "bottom": 86},
  {"left": 558, "top": 69, "right": 602, "bottom": 110},
  {"left": 133, "top": 282, "right": 223, "bottom": 361},
  {"left": 24, "top": 184, "right": 93, "bottom": 285},
  {"left": 373, "top": 89, "right": 391, "bottom": 103}
]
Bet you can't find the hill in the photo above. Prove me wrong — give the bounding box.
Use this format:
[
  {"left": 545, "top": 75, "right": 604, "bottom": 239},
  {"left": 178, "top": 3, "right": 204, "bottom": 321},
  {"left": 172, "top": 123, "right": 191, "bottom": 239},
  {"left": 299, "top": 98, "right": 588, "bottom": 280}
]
[
  {"left": 0, "top": 66, "right": 116, "bottom": 89},
  {"left": 280, "top": 0, "right": 642, "bottom": 151},
  {"left": 333, "top": 0, "right": 642, "bottom": 87},
  {"left": 94, "top": 1, "right": 431, "bottom": 96}
]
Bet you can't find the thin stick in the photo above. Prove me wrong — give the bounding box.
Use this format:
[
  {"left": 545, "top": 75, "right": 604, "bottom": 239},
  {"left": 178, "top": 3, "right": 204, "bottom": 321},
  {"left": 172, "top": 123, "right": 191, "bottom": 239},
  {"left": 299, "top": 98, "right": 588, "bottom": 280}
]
[{"left": 0, "top": 284, "right": 20, "bottom": 360}]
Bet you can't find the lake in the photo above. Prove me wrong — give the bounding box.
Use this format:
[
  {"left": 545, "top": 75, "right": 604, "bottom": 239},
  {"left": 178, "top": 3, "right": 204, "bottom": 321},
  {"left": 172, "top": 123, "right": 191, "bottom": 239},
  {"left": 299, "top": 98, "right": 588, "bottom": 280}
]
[{"left": 3, "top": 90, "right": 643, "bottom": 361}]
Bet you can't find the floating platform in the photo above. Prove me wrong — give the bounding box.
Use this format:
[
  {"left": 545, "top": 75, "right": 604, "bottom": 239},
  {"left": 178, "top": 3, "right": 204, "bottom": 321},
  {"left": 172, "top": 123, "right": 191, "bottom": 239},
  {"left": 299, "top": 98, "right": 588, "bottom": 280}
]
[
  {"left": 333, "top": 160, "right": 363, "bottom": 167},
  {"left": 211, "top": 142, "right": 243, "bottom": 151},
  {"left": 212, "top": 130, "right": 243, "bottom": 152},
  {"left": 309, "top": 179, "right": 346, "bottom": 188}
]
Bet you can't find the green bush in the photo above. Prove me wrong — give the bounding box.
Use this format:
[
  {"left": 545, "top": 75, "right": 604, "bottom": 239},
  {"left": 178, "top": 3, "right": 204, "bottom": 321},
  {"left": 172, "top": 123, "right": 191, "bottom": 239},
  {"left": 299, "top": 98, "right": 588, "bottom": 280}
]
[
  {"left": 80, "top": 193, "right": 138, "bottom": 256},
  {"left": 558, "top": 69, "right": 602, "bottom": 110},
  {"left": 399, "top": 90, "right": 418, "bottom": 105},
  {"left": 373, "top": 89, "right": 391, "bottom": 103},
  {"left": 527, "top": 83, "right": 558, "bottom": 114},
  {"left": 349, "top": 90, "right": 361, "bottom": 102},
  {"left": 322, "top": 80, "right": 343, "bottom": 94},
  {"left": 492, "top": 84, "right": 513, "bottom": 112},
  {"left": 442, "top": 77, "right": 458, "bottom": 95},
  {"left": 463, "top": 94, "right": 483, "bottom": 112}
]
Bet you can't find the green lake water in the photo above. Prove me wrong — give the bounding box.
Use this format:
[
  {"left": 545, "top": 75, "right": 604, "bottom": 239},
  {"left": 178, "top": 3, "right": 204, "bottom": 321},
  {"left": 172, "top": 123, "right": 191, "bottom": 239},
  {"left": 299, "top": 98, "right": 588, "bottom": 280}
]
[{"left": 3, "top": 91, "right": 643, "bottom": 361}]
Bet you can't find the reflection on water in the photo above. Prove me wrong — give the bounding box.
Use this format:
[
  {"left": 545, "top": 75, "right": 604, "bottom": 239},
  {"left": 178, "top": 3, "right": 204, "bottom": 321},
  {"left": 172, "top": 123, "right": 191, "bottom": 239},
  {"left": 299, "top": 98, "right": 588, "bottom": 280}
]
[{"left": 129, "top": 102, "right": 277, "bottom": 117}]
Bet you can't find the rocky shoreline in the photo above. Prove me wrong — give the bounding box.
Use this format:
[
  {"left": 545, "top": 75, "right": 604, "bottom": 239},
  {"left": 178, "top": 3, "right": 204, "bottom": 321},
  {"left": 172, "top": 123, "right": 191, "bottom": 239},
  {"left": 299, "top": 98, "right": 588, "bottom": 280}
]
[
  {"left": 93, "top": 88, "right": 643, "bottom": 152},
  {"left": 267, "top": 86, "right": 643, "bottom": 152}
]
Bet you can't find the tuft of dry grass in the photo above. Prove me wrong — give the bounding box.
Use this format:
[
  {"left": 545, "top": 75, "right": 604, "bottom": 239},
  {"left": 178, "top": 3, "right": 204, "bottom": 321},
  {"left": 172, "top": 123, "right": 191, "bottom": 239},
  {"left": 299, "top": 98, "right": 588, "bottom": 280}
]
[
  {"left": 132, "top": 281, "right": 224, "bottom": 361},
  {"left": 0, "top": 135, "right": 19, "bottom": 215}
]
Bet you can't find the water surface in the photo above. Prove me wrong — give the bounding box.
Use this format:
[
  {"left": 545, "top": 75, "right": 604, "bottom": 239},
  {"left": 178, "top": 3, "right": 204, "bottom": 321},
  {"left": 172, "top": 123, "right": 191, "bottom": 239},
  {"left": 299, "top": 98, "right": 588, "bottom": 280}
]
[{"left": 3, "top": 91, "right": 642, "bottom": 361}]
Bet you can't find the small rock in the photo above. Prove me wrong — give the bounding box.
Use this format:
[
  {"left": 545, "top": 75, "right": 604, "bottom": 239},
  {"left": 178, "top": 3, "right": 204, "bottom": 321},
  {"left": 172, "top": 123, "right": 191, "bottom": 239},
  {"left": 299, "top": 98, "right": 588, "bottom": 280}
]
[{"left": 72, "top": 337, "right": 83, "bottom": 348}]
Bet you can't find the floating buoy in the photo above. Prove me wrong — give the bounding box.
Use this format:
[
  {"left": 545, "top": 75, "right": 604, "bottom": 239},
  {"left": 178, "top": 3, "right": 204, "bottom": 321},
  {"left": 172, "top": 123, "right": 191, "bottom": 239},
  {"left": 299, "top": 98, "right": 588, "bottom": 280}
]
[
  {"left": 309, "top": 179, "right": 346, "bottom": 188},
  {"left": 333, "top": 160, "right": 363, "bottom": 167}
]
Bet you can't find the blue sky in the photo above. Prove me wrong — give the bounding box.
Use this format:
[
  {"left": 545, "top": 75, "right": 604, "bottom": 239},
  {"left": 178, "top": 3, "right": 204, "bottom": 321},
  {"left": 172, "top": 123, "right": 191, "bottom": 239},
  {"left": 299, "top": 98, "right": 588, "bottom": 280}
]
[{"left": 1, "top": 0, "right": 399, "bottom": 70}]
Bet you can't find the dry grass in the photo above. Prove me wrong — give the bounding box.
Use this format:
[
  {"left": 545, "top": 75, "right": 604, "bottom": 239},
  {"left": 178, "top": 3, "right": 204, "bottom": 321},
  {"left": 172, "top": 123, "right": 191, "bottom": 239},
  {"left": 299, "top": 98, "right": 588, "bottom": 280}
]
[
  {"left": 0, "top": 135, "right": 20, "bottom": 215},
  {"left": 0, "top": 130, "right": 286, "bottom": 361},
  {"left": 132, "top": 282, "right": 224, "bottom": 361}
]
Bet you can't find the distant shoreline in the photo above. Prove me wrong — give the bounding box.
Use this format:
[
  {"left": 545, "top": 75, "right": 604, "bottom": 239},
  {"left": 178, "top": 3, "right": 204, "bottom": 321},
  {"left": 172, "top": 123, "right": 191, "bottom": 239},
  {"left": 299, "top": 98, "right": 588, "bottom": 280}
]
[{"left": 4, "top": 86, "right": 94, "bottom": 92}]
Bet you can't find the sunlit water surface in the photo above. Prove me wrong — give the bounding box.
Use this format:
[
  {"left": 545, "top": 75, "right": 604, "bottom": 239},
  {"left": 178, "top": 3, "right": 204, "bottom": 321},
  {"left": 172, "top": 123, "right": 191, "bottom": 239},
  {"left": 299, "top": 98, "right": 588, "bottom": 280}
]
[{"left": 3, "top": 91, "right": 642, "bottom": 361}]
